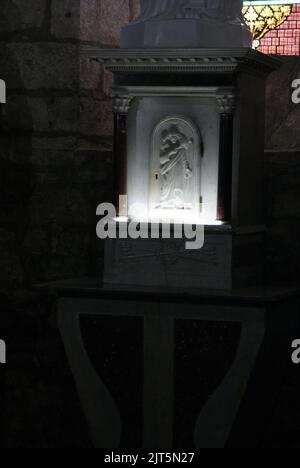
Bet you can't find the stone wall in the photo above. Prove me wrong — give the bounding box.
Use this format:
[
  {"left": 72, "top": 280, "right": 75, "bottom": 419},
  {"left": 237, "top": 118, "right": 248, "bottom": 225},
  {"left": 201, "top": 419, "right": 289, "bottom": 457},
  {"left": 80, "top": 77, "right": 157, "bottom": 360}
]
[
  {"left": 0, "top": 0, "right": 76, "bottom": 447},
  {"left": 79, "top": 0, "right": 140, "bottom": 152},
  {"left": 0, "top": 0, "right": 143, "bottom": 448},
  {"left": 0, "top": 1, "right": 141, "bottom": 295},
  {"left": 266, "top": 58, "right": 300, "bottom": 285},
  {"left": 0, "top": 0, "right": 137, "bottom": 448},
  {"left": 266, "top": 58, "right": 300, "bottom": 151}
]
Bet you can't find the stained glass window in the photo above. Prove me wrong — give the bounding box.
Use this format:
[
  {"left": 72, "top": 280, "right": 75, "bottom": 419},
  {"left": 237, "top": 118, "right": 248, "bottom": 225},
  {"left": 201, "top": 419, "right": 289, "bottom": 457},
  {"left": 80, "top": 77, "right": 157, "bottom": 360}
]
[{"left": 243, "top": 1, "right": 300, "bottom": 55}]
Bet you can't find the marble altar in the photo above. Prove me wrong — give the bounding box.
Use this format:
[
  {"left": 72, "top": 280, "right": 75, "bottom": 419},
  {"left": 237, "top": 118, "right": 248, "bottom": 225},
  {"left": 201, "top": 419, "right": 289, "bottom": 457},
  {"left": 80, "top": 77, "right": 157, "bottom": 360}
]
[{"left": 40, "top": 1, "right": 299, "bottom": 450}]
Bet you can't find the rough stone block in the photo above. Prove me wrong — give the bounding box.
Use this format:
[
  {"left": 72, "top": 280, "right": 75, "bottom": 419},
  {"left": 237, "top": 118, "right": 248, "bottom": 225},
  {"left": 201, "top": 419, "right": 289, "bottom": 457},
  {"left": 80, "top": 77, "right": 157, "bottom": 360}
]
[
  {"left": 0, "top": 134, "right": 32, "bottom": 164},
  {"left": 23, "top": 227, "right": 49, "bottom": 256},
  {"left": 0, "top": 229, "right": 23, "bottom": 284},
  {"left": 0, "top": 161, "right": 34, "bottom": 205},
  {"left": 80, "top": 56, "right": 111, "bottom": 98},
  {"left": 78, "top": 135, "right": 113, "bottom": 152},
  {"left": 0, "top": 0, "right": 46, "bottom": 33},
  {"left": 266, "top": 57, "right": 300, "bottom": 151},
  {"left": 265, "top": 151, "right": 300, "bottom": 285},
  {"left": 29, "top": 187, "right": 92, "bottom": 226},
  {"left": 74, "top": 149, "right": 113, "bottom": 185},
  {"left": 266, "top": 220, "right": 300, "bottom": 285},
  {"left": 266, "top": 151, "right": 300, "bottom": 219},
  {"left": 32, "top": 136, "right": 78, "bottom": 152},
  {"left": 3, "top": 95, "right": 78, "bottom": 133},
  {"left": 51, "top": 0, "right": 80, "bottom": 39},
  {"left": 30, "top": 149, "right": 76, "bottom": 166},
  {"left": 0, "top": 43, "right": 79, "bottom": 90},
  {"left": 80, "top": 96, "right": 113, "bottom": 137},
  {"left": 1, "top": 95, "right": 32, "bottom": 131},
  {"left": 80, "top": 0, "right": 130, "bottom": 45}
]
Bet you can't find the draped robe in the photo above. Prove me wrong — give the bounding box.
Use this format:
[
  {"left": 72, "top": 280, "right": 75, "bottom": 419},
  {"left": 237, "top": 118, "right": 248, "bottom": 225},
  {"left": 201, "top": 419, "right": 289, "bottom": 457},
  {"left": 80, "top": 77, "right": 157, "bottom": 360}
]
[{"left": 136, "top": 0, "right": 244, "bottom": 23}]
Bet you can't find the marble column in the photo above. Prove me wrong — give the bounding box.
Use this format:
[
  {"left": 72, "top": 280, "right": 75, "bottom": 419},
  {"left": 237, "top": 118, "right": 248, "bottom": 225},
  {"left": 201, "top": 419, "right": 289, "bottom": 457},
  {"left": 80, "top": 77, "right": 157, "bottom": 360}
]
[
  {"left": 113, "top": 96, "right": 132, "bottom": 216},
  {"left": 216, "top": 94, "right": 236, "bottom": 223}
]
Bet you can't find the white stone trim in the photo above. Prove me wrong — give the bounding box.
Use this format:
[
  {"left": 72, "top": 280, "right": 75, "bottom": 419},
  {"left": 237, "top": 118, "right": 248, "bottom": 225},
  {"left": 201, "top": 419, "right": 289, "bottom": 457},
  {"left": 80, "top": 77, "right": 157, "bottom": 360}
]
[{"left": 84, "top": 47, "right": 281, "bottom": 75}]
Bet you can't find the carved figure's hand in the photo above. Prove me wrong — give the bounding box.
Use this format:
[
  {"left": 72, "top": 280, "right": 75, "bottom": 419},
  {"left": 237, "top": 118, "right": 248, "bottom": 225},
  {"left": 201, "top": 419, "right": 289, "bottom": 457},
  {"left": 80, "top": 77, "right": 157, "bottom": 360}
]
[{"left": 185, "top": 167, "right": 193, "bottom": 179}]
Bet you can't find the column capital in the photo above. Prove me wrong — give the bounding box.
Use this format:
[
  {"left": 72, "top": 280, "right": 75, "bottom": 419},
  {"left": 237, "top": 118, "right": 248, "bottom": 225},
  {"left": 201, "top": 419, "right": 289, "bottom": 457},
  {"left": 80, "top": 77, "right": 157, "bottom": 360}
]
[
  {"left": 113, "top": 96, "right": 132, "bottom": 114},
  {"left": 216, "top": 93, "right": 237, "bottom": 115}
]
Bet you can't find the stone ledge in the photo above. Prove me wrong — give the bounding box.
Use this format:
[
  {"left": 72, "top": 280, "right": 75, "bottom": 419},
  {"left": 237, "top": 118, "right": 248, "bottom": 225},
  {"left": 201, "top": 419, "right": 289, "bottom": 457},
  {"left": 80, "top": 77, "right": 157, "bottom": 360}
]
[{"left": 83, "top": 47, "right": 282, "bottom": 75}]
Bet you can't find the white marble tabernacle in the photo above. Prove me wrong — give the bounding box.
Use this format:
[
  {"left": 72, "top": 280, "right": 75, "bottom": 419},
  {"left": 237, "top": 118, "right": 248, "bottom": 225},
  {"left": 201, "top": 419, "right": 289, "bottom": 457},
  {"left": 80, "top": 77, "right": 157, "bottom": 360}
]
[
  {"left": 95, "top": 0, "right": 273, "bottom": 289},
  {"left": 121, "top": 0, "right": 252, "bottom": 48},
  {"left": 126, "top": 91, "right": 220, "bottom": 223}
]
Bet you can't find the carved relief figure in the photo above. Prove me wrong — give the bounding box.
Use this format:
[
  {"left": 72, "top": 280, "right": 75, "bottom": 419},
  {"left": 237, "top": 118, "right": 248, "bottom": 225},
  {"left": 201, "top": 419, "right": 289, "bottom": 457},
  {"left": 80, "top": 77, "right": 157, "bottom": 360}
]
[
  {"left": 149, "top": 116, "right": 201, "bottom": 218},
  {"left": 158, "top": 126, "right": 193, "bottom": 209}
]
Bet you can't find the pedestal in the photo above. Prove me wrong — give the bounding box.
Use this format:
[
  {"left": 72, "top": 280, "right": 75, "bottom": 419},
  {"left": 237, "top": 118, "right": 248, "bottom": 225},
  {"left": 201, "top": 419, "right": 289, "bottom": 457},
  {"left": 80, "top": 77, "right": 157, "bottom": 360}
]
[
  {"left": 36, "top": 279, "right": 299, "bottom": 448},
  {"left": 103, "top": 225, "right": 265, "bottom": 290}
]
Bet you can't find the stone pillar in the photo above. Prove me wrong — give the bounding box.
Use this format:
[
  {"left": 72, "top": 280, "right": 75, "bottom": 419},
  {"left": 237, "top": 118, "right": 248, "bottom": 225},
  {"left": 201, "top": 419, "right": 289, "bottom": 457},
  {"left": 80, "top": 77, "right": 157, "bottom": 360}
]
[
  {"left": 216, "top": 94, "right": 236, "bottom": 223},
  {"left": 113, "top": 96, "right": 132, "bottom": 216}
]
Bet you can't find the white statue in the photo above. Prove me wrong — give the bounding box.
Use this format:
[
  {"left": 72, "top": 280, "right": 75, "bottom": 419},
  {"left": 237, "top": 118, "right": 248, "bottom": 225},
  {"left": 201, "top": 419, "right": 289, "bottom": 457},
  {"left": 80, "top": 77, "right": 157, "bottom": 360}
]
[
  {"left": 136, "top": 0, "right": 244, "bottom": 23},
  {"left": 135, "top": 0, "right": 182, "bottom": 22},
  {"left": 122, "top": 0, "right": 251, "bottom": 48}
]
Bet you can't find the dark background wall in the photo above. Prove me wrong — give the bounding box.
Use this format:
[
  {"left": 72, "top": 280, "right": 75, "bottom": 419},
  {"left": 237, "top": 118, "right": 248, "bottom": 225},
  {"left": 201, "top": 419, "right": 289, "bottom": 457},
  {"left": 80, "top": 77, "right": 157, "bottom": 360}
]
[
  {"left": 0, "top": 0, "right": 299, "bottom": 447},
  {"left": 266, "top": 58, "right": 300, "bottom": 286}
]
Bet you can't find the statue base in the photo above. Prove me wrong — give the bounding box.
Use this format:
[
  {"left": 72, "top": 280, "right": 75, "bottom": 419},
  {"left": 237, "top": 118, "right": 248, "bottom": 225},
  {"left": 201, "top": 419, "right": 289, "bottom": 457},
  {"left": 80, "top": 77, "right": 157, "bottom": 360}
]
[{"left": 121, "top": 18, "right": 253, "bottom": 49}]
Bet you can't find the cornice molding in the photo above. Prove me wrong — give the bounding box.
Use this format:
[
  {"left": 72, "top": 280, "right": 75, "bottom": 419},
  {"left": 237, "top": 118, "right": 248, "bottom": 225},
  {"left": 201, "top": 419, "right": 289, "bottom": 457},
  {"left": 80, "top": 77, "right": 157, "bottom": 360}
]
[{"left": 83, "top": 47, "right": 282, "bottom": 76}]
